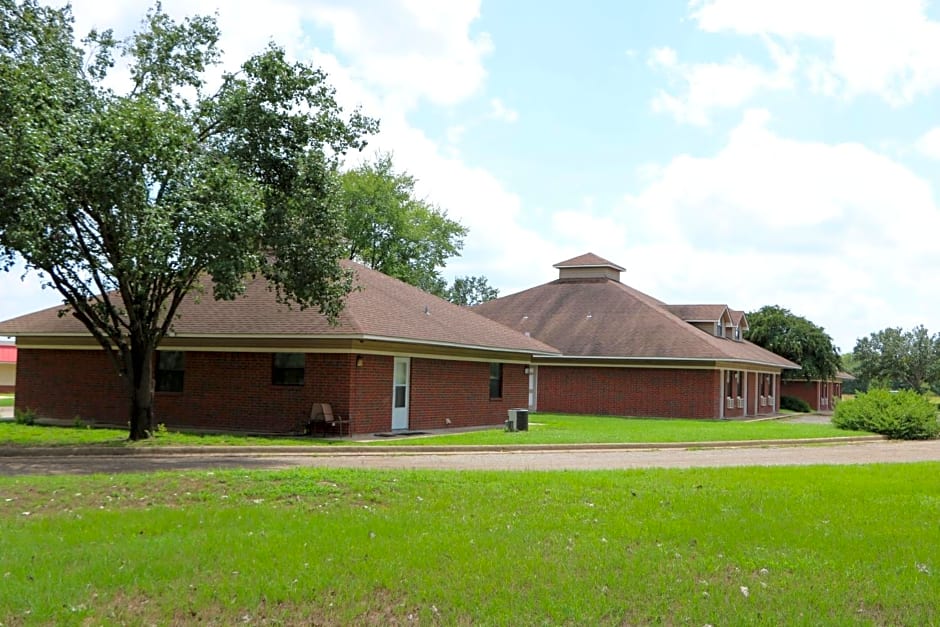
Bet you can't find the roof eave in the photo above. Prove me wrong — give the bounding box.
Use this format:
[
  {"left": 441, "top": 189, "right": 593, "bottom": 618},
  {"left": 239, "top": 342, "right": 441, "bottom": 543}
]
[
  {"left": 9, "top": 331, "right": 561, "bottom": 357},
  {"left": 534, "top": 354, "right": 796, "bottom": 369}
]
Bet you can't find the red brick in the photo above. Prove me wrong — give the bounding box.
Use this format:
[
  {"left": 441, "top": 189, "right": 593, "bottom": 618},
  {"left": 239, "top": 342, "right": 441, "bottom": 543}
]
[{"left": 14, "top": 349, "right": 523, "bottom": 435}]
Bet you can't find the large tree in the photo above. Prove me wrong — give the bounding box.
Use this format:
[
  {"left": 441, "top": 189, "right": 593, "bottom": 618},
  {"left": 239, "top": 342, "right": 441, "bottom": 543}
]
[
  {"left": 852, "top": 326, "right": 940, "bottom": 392},
  {"left": 341, "top": 153, "right": 466, "bottom": 295},
  {"left": 0, "top": 1, "right": 376, "bottom": 439},
  {"left": 745, "top": 305, "right": 841, "bottom": 380},
  {"left": 448, "top": 275, "right": 499, "bottom": 306}
]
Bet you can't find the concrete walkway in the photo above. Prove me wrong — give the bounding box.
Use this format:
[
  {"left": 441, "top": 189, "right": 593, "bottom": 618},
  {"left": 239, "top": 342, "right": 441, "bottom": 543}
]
[{"left": 1, "top": 438, "right": 938, "bottom": 476}]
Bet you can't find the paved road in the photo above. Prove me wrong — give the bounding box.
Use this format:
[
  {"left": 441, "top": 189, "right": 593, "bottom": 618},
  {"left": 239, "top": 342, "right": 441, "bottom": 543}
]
[{"left": 1, "top": 439, "right": 940, "bottom": 475}]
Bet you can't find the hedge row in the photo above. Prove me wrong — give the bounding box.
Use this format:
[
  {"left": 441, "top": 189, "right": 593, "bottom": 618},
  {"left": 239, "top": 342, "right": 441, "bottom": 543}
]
[{"left": 833, "top": 389, "right": 939, "bottom": 440}]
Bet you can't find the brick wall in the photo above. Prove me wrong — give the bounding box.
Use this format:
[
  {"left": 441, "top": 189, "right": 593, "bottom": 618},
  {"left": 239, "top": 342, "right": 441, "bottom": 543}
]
[
  {"left": 782, "top": 380, "right": 819, "bottom": 410},
  {"left": 156, "top": 352, "right": 357, "bottom": 433},
  {"left": 16, "top": 349, "right": 128, "bottom": 425},
  {"left": 409, "top": 358, "right": 527, "bottom": 430},
  {"left": 781, "top": 379, "right": 841, "bottom": 411},
  {"left": 746, "top": 372, "right": 757, "bottom": 416},
  {"left": 15, "top": 348, "right": 526, "bottom": 435},
  {"left": 347, "top": 354, "right": 393, "bottom": 434},
  {"left": 537, "top": 366, "right": 721, "bottom": 419}
]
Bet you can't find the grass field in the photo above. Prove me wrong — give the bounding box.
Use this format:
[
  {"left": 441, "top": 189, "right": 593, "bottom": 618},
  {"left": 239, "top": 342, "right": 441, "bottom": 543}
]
[
  {"left": 0, "top": 414, "right": 870, "bottom": 447},
  {"left": 0, "top": 422, "right": 332, "bottom": 447},
  {"left": 373, "top": 413, "right": 870, "bottom": 445},
  {"left": 0, "top": 464, "right": 937, "bottom": 624}
]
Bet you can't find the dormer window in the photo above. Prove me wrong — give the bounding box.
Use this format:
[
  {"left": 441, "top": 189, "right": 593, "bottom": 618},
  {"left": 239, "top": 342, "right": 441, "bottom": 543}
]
[
  {"left": 734, "top": 326, "right": 741, "bottom": 341},
  {"left": 715, "top": 322, "right": 723, "bottom": 337}
]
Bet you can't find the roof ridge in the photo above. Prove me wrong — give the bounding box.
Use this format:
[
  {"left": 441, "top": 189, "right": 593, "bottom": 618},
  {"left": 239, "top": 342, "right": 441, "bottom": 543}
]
[{"left": 611, "top": 282, "right": 734, "bottom": 352}]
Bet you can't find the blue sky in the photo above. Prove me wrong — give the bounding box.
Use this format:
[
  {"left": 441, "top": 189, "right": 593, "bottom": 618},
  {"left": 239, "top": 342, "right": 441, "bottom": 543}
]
[{"left": 4, "top": 0, "right": 940, "bottom": 352}]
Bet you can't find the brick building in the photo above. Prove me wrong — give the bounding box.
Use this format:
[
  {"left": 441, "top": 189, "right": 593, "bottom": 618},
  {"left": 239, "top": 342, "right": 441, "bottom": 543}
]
[
  {"left": 780, "top": 372, "right": 853, "bottom": 412},
  {"left": 0, "top": 262, "right": 557, "bottom": 435},
  {"left": 474, "top": 253, "right": 797, "bottom": 419}
]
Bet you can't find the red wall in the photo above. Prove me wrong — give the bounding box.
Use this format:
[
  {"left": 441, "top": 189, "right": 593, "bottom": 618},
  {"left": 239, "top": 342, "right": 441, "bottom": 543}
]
[
  {"left": 14, "top": 349, "right": 525, "bottom": 435},
  {"left": 782, "top": 380, "right": 819, "bottom": 410},
  {"left": 781, "top": 380, "right": 840, "bottom": 411},
  {"left": 408, "top": 359, "right": 527, "bottom": 431},
  {"left": 16, "top": 349, "right": 128, "bottom": 425},
  {"left": 156, "top": 352, "right": 357, "bottom": 433},
  {"left": 537, "top": 366, "right": 721, "bottom": 419}
]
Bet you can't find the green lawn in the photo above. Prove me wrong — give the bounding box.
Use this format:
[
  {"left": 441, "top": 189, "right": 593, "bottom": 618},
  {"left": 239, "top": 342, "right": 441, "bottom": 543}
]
[
  {"left": 0, "top": 464, "right": 937, "bottom": 624},
  {"left": 0, "top": 423, "right": 335, "bottom": 447},
  {"left": 372, "top": 413, "right": 871, "bottom": 445},
  {"left": 0, "top": 414, "right": 869, "bottom": 447}
]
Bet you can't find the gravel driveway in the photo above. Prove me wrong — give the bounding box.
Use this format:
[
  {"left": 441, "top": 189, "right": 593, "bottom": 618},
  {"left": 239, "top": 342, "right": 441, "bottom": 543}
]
[{"left": 2, "top": 439, "right": 939, "bottom": 475}]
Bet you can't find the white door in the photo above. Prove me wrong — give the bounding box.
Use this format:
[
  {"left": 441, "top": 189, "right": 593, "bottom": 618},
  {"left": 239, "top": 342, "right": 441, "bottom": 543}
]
[
  {"left": 392, "top": 357, "right": 410, "bottom": 430},
  {"left": 527, "top": 366, "right": 538, "bottom": 411}
]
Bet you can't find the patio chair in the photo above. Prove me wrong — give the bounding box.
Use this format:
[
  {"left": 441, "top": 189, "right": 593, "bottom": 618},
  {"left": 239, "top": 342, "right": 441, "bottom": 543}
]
[{"left": 308, "top": 402, "right": 350, "bottom": 437}]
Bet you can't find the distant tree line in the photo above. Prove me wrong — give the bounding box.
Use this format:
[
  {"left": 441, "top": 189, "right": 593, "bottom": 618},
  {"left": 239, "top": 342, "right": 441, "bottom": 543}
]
[{"left": 845, "top": 326, "right": 940, "bottom": 394}]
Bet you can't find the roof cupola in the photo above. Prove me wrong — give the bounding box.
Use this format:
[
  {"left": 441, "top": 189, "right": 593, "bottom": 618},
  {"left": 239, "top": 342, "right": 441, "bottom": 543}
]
[{"left": 553, "top": 253, "right": 625, "bottom": 282}]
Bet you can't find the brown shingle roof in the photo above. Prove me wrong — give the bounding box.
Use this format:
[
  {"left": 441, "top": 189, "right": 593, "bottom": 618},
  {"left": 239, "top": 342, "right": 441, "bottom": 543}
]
[
  {"left": 474, "top": 273, "right": 796, "bottom": 368},
  {"left": 0, "top": 261, "right": 559, "bottom": 355},
  {"left": 729, "top": 309, "right": 748, "bottom": 327},
  {"left": 553, "top": 252, "right": 625, "bottom": 271},
  {"left": 667, "top": 304, "right": 730, "bottom": 322}
]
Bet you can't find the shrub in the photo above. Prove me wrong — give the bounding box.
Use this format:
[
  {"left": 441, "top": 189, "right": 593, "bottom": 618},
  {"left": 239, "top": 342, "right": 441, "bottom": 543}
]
[
  {"left": 833, "top": 389, "right": 939, "bottom": 440},
  {"left": 13, "top": 407, "right": 37, "bottom": 425},
  {"left": 781, "top": 395, "right": 812, "bottom": 413}
]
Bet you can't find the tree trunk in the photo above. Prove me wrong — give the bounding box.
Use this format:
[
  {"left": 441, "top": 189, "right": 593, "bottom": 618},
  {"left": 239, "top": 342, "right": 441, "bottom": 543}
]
[{"left": 128, "top": 345, "right": 155, "bottom": 441}]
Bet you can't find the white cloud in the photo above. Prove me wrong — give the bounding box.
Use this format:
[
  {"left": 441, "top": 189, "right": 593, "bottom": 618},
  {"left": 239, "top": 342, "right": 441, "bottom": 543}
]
[
  {"left": 691, "top": 0, "right": 940, "bottom": 104},
  {"left": 648, "top": 44, "right": 795, "bottom": 126},
  {"left": 445, "top": 124, "right": 467, "bottom": 145},
  {"left": 916, "top": 127, "right": 940, "bottom": 160},
  {"left": 308, "top": 0, "right": 492, "bottom": 107},
  {"left": 611, "top": 109, "right": 940, "bottom": 350},
  {"left": 488, "top": 97, "right": 519, "bottom": 123}
]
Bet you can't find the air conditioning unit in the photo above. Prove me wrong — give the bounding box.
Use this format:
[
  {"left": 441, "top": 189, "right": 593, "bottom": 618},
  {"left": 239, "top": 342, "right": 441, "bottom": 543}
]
[
  {"left": 506, "top": 409, "right": 529, "bottom": 432},
  {"left": 760, "top": 395, "right": 766, "bottom": 407},
  {"left": 736, "top": 397, "right": 744, "bottom": 409},
  {"left": 768, "top": 396, "right": 775, "bottom": 407},
  {"left": 726, "top": 397, "right": 734, "bottom": 409}
]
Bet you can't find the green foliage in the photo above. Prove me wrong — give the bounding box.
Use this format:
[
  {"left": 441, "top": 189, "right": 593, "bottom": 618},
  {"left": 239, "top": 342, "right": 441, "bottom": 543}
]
[
  {"left": 840, "top": 351, "right": 864, "bottom": 393},
  {"left": 833, "top": 389, "right": 939, "bottom": 440},
  {"left": 780, "top": 395, "right": 812, "bottom": 413},
  {"left": 341, "top": 153, "right": 466, "bottom": 295},
  {"left": 745, "top": 305, "right": 841, "bottom": 380},
  {"left": 447, "top": 275, "right": 499, "bottom": 306},
  {"left": 852, "top": 326, "right": 940, "bottom": 393},
  {"left": 12, "top": 407, "right": 35, "bottom": 425},
  {"left": 0, "top": 1, "right": 375, "bottom": 439}
]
